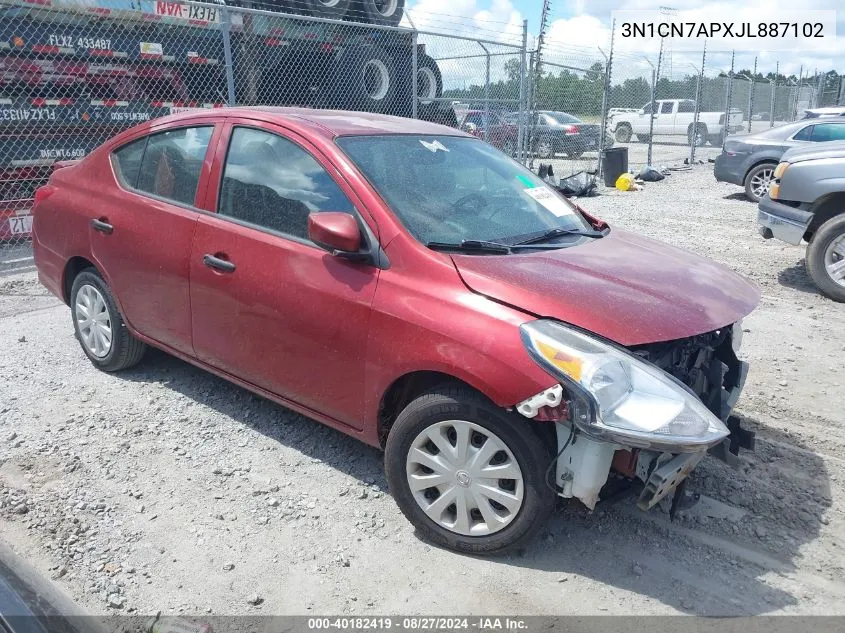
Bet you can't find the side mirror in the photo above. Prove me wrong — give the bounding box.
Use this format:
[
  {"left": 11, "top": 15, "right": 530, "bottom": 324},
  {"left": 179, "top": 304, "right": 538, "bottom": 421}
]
[{"left": 308, "top": 212, "right": 363, "bottom": 257}]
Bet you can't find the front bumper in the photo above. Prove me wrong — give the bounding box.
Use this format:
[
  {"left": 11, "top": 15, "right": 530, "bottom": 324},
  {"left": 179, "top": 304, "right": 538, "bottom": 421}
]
[{"left": 757, "top": 195, "right": 813, "bottom": 245}]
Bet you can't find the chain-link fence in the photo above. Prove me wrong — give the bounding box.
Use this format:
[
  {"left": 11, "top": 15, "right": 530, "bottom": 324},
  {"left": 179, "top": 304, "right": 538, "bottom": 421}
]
[
  {"left": 1, "top": 0, "right": 843, "bottom": 264},
  {"left": 0, "top": 0, "right": 527, "bottom": 261}
]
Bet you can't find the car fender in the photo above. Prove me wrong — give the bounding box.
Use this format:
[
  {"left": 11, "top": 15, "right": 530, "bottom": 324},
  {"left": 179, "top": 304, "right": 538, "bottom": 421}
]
[{"left": 361, "top": 238, "right": 556, "bottom": 444}]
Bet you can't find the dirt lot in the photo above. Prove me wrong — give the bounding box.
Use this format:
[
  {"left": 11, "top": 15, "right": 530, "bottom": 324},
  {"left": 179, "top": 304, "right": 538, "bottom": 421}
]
[{"left": 1, "top": 164, "right": 844, "bottom": 617}]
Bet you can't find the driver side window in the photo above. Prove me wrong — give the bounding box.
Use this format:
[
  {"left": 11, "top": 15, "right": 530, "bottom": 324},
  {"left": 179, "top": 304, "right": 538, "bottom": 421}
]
[{"left": 218, "top": 127, "right": 354, "bottom": 241}]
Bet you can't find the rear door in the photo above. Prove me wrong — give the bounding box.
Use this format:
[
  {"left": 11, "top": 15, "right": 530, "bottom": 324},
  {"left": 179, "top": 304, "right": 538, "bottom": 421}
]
[
  {"left": 188, "top": 120, "right": 379, "bottom": 428},
  {"left": 90, "top": 121, "right": 220, "bottom": 355}
]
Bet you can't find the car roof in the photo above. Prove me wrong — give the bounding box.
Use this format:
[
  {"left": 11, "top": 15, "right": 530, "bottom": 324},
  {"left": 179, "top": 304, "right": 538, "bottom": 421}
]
[{"left": 148, "top": 106, "right": 467, "bottom": 139}]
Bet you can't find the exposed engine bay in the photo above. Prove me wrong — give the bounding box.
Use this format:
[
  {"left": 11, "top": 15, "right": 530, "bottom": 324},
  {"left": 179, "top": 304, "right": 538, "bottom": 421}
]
[{"left": 516, "top": 323, "right": 756, "bottom": 512}]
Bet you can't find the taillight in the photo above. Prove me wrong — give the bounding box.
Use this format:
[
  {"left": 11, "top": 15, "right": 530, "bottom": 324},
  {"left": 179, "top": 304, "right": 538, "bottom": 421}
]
[
  {"left": 563, "top": 124, "right": 579, "bottom": 135},
  {"left": 33, "top": 184, "right": 57, "bottom": 207}
]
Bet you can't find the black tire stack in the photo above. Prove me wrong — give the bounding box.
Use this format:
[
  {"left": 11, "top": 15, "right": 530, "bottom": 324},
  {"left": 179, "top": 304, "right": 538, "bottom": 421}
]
[{"left": 246, "top": 0, "right": 452, "bottom": 125}]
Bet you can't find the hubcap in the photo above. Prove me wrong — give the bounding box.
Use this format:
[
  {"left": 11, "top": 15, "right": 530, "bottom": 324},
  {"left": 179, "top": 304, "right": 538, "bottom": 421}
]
[
  {"left": 536, "top": 140, "right": 552, "bottom": 157},
  {"left": 406, "top": 420, "right": 525, "bottom": 537},
  {"left": 824, "top": 234, "right": 845, "bottom": 288},
  {"left": 74, "top": 284, "right": 112, "bottom": 358},
  {"left": 374, "top": 0, "right": 398, "bottom": 16},
  {"left": 363, "top": 59, "right": 390, "bottom": 101},
  {"left": 751, "top": 168, "right": 774, "bottom": 198}
]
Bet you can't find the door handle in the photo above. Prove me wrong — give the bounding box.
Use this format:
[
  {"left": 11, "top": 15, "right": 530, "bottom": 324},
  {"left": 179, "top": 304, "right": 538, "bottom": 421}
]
[
  {"left": 203, "top": 254, "right": 236, "bottom": 273},
  {"left": 90, "top": 218, "right": 113, "bottom": 234}
]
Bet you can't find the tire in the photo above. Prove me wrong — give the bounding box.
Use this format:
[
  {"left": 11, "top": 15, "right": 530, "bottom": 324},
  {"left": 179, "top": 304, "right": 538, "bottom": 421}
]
[
  {"left": 353, "top": 0, "right": 405, "bottom": 25},
  {"left": 687, "top": 123, "right": 707, "bottom": 147},
  {"left": 743, "top": 163, "right": 776, "bottom": 203},
  {"left": 416, "top": 54, "right": 443, "bottom": 106},
  {"left": 614, "top": 124, "right": 632, "bottom": 143},
  {"left": 333, "top": 43, "right": 397, "bottom": 112},
  {"left": 805, "top": 215, "right": 845, "bottom": 302},
  {"left": 533, "top": 136, "right": 555, "bottom": 159},
  {"left": 708, "top": 133, "right": 724, "bottom": 147},
  {"left": 70, "top": 269, "right": 146, "bottom": 372},
  {"left": 302, "top": 0, "right": 350, "bottom": 19},
  {"left": 635, "top": 134, "right": 651, "bottom": 143},
  {"left": 603, "top": 133, "right": 614, "bottom": 149},
  {"left": 384, "top": 386, "right": 556, "bottom": 555}
]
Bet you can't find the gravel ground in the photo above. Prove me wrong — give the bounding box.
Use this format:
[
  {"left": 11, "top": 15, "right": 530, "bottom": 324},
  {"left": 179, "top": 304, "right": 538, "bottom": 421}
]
[{"left": 1, "top": 164, "right": 845, "bottom": 618}]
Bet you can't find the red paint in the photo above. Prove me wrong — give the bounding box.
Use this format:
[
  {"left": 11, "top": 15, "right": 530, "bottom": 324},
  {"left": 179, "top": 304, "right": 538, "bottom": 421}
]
[
  {"left": 308, "top": 212, "right": 361, "bottom": 253},
  {"left": 31, "top": 108, "right": 759, "bottom": 448}
]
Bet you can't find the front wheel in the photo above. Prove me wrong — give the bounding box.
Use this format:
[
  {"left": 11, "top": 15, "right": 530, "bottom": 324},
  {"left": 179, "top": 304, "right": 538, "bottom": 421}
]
[
  {"left": 614, "top": 124, "right": 632, "bottom": 143},
  {"left": 805, "top": 215, "right": 845, "bottom": 302},
  {"left": 385, "top": 386, "right": 555, "bottom": 555},
  {"left": 744, "top": 163, "right": 776, "bottom": 203},
  {"left": 70, "top": 269, "right": 146, "bottom": 372},
  {"left": 533, "top": 137, "right": 555, "bottom": 159}
]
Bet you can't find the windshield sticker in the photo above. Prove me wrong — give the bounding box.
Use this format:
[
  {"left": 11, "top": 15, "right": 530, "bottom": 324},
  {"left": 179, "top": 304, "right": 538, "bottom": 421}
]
[
  {"left": 419, "top": 139, "right": 449, "bottom": 153},
  {"left": 516, "top": 174, "right": 536, "bottom": 187},
  {"left": 523, "top": 187, "right": 575, "bottom": 217}
]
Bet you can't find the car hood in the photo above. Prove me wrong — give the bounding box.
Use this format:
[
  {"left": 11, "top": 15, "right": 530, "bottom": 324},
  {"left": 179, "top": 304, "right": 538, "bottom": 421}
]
[
  {"left": 451, "top": 229, "right": 759, "bottom": 346},
  {"left": 782, "top": 140, "right": 845, "bottom": 163}
]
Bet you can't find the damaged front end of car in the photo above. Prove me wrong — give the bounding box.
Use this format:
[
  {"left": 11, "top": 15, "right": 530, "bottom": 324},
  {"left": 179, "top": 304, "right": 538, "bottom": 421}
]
[{"left": 515, "top": 320, "right": 755, "bottom": 513}]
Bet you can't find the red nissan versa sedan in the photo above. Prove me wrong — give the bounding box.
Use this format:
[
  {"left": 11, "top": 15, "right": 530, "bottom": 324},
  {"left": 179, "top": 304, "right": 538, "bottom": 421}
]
[{"left": 31, "top": 107, "right": 759, "bottom": 554}]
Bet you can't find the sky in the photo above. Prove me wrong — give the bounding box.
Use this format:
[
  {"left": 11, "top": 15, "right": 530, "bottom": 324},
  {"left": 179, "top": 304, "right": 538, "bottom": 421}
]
[{"left": 405, "top": 0, "right": 844, "bottom": 81}]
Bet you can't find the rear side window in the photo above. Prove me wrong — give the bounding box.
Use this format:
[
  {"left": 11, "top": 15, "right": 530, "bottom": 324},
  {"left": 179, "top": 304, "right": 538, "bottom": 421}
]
[
  {"left": 810, "top": 124, "right": 845, "bottom": 142},
  {"left": 113, "top": 137, "right": 147, "bottom": 188},
  {"left": 135, "top": 127, "right": 213, "bottom": 206},
  {"left": 677, "top": 101, "right": 695, "bottom": 113},
  {"left": 660, "top": 102, "right": 674, "bottom": 114},
  {"left": 792, "top": 125, "right": 813, "bottom": 141}
]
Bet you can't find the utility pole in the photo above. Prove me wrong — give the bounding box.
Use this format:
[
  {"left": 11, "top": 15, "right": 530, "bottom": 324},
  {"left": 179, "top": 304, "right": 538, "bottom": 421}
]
[{"left": 526, "top": 0, "right": 552, "bottom": 170}]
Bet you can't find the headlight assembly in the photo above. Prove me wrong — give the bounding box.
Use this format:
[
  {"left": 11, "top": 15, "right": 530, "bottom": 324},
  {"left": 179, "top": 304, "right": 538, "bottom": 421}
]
[{"left": 520, "top": 320, "right": 729, "bottom": 451}]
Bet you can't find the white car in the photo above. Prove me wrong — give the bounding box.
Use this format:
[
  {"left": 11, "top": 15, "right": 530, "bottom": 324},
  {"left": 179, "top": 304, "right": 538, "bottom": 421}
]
[{"left": 608, "top": 99, "right": 745, "bottom": 146}]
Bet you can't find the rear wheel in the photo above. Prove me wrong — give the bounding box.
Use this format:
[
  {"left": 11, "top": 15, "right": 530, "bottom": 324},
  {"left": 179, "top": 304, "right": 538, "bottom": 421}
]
[
  {"left": 614, "top": 124, "right": 632, "bottom": 143},
  {"left": 304, "top": 0, "right": 351, "bottom": 19},
  {"left": 688, "top": 123, "right": 707, "bottom": 147},
  {"left": 416, "top": 54, "right": 443, "bottom": 106},
  {"left": 708, "top": 133, "right": 724, "bottom": 147},
  {"left": 533, "top": 136, "right": 554, "bottom": 159},
  {"left": 70, "top": 269, "right": 146, "bottom": 372},
  {"left": 333, "top": 43, "right": 397, "bottom": 112},
  {"left": 806, "top": 215, "right": 845, "bottom": 302},
  {"left": 744, "top": 163, "right": 776, "bottom": 203},
  {"left": 384, "top": 386, "right": 555, "bottom": 555},
  {"left": 353, "top": 0, "right": 405, "bottom": 25}
]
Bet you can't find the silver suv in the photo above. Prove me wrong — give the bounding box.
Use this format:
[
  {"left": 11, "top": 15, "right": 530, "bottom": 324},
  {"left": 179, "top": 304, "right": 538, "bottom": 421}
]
[{"left": 758, "top": 141, "right": 845, "bottom": 301}]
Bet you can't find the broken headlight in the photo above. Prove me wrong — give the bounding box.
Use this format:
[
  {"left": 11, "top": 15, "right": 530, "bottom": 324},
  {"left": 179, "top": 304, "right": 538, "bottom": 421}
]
[{"left": 520, "top": 320, "right": 730, "bottom": 451}]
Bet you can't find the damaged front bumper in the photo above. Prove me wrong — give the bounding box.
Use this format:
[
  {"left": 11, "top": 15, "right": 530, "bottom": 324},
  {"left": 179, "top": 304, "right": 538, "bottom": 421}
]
[{"left": 519, "top": 323, "right": 755, "bottom": 511}]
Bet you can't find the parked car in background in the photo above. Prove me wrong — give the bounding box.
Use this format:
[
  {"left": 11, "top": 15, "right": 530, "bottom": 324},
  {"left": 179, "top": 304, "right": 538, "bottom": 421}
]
[
  {"left": 714, "top": 118, "right": 845, "bottom": 202},
  {"left": 800, "top": 107, "right": 845, "bottom": 120},
  {"left": 522, "top": 111, "right": 604, "bottom": 159},
  {"left": 608, "top": 99, "right": 743, "bottom": 146},
  {"left": 758, "top": 141, "right": 845, "bottom": 302},
  {"left": 32, "top": 107, "right": 758, "bottom": 554}
]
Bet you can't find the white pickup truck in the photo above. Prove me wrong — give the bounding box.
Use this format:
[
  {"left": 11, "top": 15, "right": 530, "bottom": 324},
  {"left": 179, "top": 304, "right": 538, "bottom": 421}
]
[{"left": 607, "top": 99, "right": 744, "bottom": 146}]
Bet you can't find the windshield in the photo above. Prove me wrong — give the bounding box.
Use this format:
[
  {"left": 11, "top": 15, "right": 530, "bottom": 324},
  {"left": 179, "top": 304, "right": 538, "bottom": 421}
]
[
  {"left": 546, "top": 112, "right": 580, "bottom": 125},
  {"left": 336, "top": 135, "right": 593, "bottom": 246}
]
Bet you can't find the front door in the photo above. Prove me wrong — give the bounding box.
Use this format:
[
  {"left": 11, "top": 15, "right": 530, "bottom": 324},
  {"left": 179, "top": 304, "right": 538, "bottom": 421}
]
[
  {"left": 189, "top": 123, "right": 379, "bottom": 428},
  {"left": 90, "top": 123, "right": 218, "bottom": 355}
]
